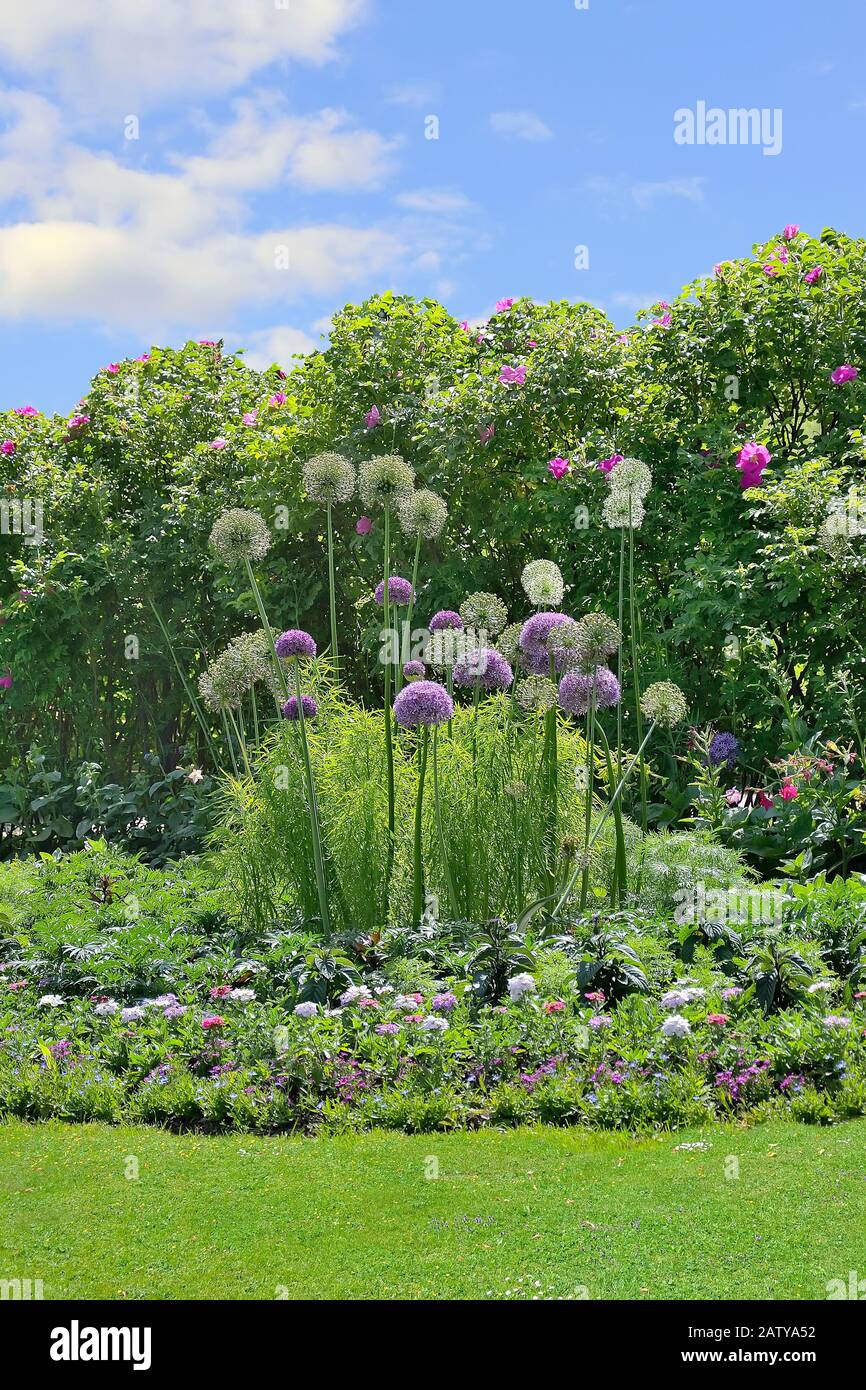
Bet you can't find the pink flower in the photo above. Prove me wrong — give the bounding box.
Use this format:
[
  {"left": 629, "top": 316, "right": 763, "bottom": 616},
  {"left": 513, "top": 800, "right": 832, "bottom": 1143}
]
[
  {"left": 364, "top": 405, "right": 381, "bottom": 429},
  {"left": 773, "top": 245, "right": 789, "bottom": 264},
  {"left": 547, "top": 456, "right": 570, "bottom": 480},
  {"left": 0, "top": 672, "right": 12, "bottom": 690},
  {"left": 544, "top": 1000, "right": 566, "bottom": 1014},
  {"left": 198, "top": 339, "right": 218, "bottom": 346},
  {"left": 135, "top": 353, "right": 151, "bottom": 363},
  {"left": 714, "top": 262, "right": 729, "bottom": 277},
  {"left": 495, "top": 298, "right": 514, "bottom": 312},
  {"left": 499, "top": 364, "right": 526, "bottom": 386},
  {"left": 242, "top": 411, "right": 258, "bottom": 426},
  {"left": 804, "top": 266, "right": 823, "bottom": 285},
  {"left": 597, "top": 453, "right": 624, "bottom": 475},
  {"left": 14, "top": 406, "right": 39, "bottom": 417},
  {"left": 706, "top": 1013, "right": 729, "bottom": 1026},
  {"left": 67, "top": 414, "right": 90, "bottom": 430},
  {"left": 355, "top": 516, "right": 374, "bottom": 538},
  {"left": 725, "top": 787, "right": 741, "bottom": 806},
  {"left": 762, "top": 264, "right": 779, "bottom": 277},
  {"left": 269, "top": 392, "right": 287, "bottom": 407},
  {"left": 208, "top": 437, "right": 228, "bottom": 450},
  {"left": 653, "top": 314, "right": 672, "bottom": 328},
  {"left": 527, "top": 340, "right": 538, "bottom": 349},
  {"left": 757, "top": 791, "right": 774, "bottom": 809},
  {"left": 478, "top": 422, "right": 496, "bottom": 444},
  {"left": 209, "top": 985, "right": 232, "bottom": 999},
  {"left": 584, "top": 990, "right": 606, "bottom": 1004},
  {"left": 1, "top": 440, "right": 16, "bottom": 455},
  {"left": 831, "top": 364, "right": 859, "bottom": 385},
  {"left": 736, "top": 441, "right": 771, "bottom": 490},
  {"left": 780, "top": 781, "right": 798, "bottom": 801},
  {"left": 201, "top": 1014, "right": 226, "bottom": 1029},
  {"left": 782, "top": 224, "right": 800, "bottom": 240},
  {"left": 8, "top": 979, "right": 26, "bottom": 991},
  {"left": 104, "top": 363, "right": 121, "bottom": 374},
  {"left": 459, "top": 320, "right": 470, "bottom": 332}
]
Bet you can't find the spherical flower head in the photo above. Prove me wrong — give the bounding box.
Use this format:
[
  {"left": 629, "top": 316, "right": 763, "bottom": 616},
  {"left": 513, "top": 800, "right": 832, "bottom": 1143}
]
[
  {"left": 275, "top": 629, "right": 317, "bottom": 661},
  {"left": 358, "top": 454, "right": 415, "bottom": 510},
  {"left": 559, "top": 669, "right": 618, "bottom": 715},
  {"left": 508, "top": 972, "right": 536, "bottom": 1002},
  {"left": 423, "top": 628, "right": 469, "bottom": 671},
  {"left": 460, "top": 591, "right": 507, "bottom": 635},
  {"left": 573, "top": 611, "right": 621, "bottom": 666},
  {"left": 429, "top": 609, "right": 463, "bottom": 633},
  {"left": 453, "top": 646, "right": 513, "bottom": 692},
  {"left": 375, "top": 575, "right": 413, "bottom": 606},
  {"left": 661, "top": 1014, "right": 691, "bottom": 1038},
  {"left": 281, "top": 695, "right": 318, "bottom": 721},
  {"left": 38, "top": 994, "right": 64, "bottom": 1008},
  {"left": 392, "top": 679, "right": 454, "bottom": 728},
  {"left": 432, "top": 991, "right": 458, "bottom": 1013},
  {"left": 558, "top": 671, "right": 589, "bottom": 717},
  {"left": 831, "top": 364, "right": 859, "bottom": 385},
  {"left": 302, "top": 451, "right": 356, "bottom": 505},
  {"left": 603, "top": 490, "right": 645, "bottom": 529},
  {"left": 520, "top": 611, "right": 576, "bottom": 659},
  {"left": 522, "top": 559, "right": 564, "bottom": 608},
  {"left": 708, "top": 731, "right": 739, "bottom": 767},
  {"left": 398, "top": 488, "right": 448, "bottom": 540},
  {"left": 608, "top": 457, "right": 653, "bottom": 499},
  {"left": 294, "top": 1001, "right": 318, "bottom": 1018},
  {"left": 496, "top": 622, "right": 523, "bottom": 665},
  {"left": 403, "top": 660, "right": 426, "bottom": 681},
  {"left": 516, "top": 675, "right": 558, "bottom": 712},
  {"left": 209, "top": 509, "right": 272, "bottom": 566},
  {"left": 640, "top": 680, "right": 688, "bottom": 728},
  {"left": 589, "top": 666, "right": 620, "bottom": 709}
]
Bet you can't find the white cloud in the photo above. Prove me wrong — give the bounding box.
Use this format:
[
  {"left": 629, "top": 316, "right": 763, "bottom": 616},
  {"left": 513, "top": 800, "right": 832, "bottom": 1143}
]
[
  {"left": 489, "top": 111, "right": 552, "bottom": 142},
  {"left": 386, "top": 81, "right": 440, "bottom": 108},
  {"left": 394, "top": 187, "right": 474, "bottom": 214},
  {"left": 241, "top": 325, "right": 319, "bottom": 370},
  {"left": 611, "top": 291, "right": 666, "bottom": 313},
  {"left": 630, "top": 177, "right": 706, "bottom": 210},
  {"left": 584, "top": 174, "right": 706, "bottom": 214},
  {"left": 0, "top": 0, "right": 368, "bottom": 106}
]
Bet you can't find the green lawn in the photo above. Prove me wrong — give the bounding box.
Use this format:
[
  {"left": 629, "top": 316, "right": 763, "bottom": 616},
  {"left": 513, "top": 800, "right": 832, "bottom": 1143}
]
[{"left": 2, "top": 1118, "right": 865, "bottom": 1300}]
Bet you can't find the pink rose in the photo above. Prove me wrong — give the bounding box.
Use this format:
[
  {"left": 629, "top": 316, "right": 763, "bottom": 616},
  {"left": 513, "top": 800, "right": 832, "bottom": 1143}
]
[
  {"left": 364, "top": 405, "right": 381, "bottom": 429},
  {"left": 14, "top": 406, "right": 39, "bottom": 417},
  {"left": 547, "top": 456, "right": 570, "bottom": 480},
  {"left": 104, "top": 363, "right": 120, "bottom": 374},
  {"left": 782, "top": 224, "right": 800, "bottom": 240},
  {"left": 597, "top": 453, "right": 624, "bottom": 475},
  {"left": 1, "top": 440, "right": 16, "bottom": 455},
  {"left": 242, "top": 411, "right": 258, "bottom": 426},
  {"left": 355, "top": 515, "right": 372, "bottom": 535},
  {"left": 269, "top": 392, "right": 287, "bottom": 407},
  {"left": 495, "top": 298, "right": 514, "bottom": 313},
  {"left": 498, "top": 364, "right": 526, "bottom": 386},
  {"left": 0, "top": 672, "right": 12, "bottom": 690},
  {"left": 831, "top": 364, "right": 858, "bottom": 385},
  {"left": 208, "top": 437, "right": 228, "bottom": 450},
  {"left": 653, "top": 314, "right": 672, "bottom": 328},
  {"left": 804, "top": 266, "right": 823, "bottom": 285}
]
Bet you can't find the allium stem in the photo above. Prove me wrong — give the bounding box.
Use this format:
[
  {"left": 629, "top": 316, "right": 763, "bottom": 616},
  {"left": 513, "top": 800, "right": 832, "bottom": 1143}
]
[
  {"left": 544, "top": 652, "right": 558, "bottom": 894},
  {"left": 627, "top": 516, "right": 648, "bottom": 829},
  {"left": 616, "top": 528, "right": 625, "bottom": 781},
  {"left": 244, "top": 557, "right": 289, "bottom": 704},
  {"left": 147, "top": 598, "right": 221, "bottom": 768},
  {"left": 326, "top": 501, "right": 339, "bottom": 681},
  {"left": 579, "top": 700, "right": 596, "bottom": 910},
  {"left": 293, "top": 660, "right": 331, "bottom": 938},
  {"left": 396, "top": 532, "right": 422, "bottom": 697},
  {"left": 432, "top": 725, "right": 457, "bottom": 915},
  {"left": 382, "top": 504, "right": 396, "bottom": 891},
  {"left": 227, "top": 707, "right": 252, "bottom": 780},
  {"left": 412, "top": 726, "right": 429, "bottom": 925}
]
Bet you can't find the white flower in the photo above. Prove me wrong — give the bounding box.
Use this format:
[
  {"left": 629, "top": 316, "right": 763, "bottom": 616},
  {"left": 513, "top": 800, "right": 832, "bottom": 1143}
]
[
  {"left": 229, "top": 988, "right": 256, "bottom": 1002},
  {"left": 420, "top": 1015, "right": 449, "bottom": 1033},
  {"left": 147, "top": 994, "right": 177, "bottom": 1008},
  {"left": 521, "top": 559, "right": 564, "bottom": 608},
  {"left": 661, "top": 990, "right": 690, "bottom": 1009},
  {"left": 233, "top": 960, "right": 265, "bottom": 976},
  {"left": 339, "top": 985, "right": 366, "bottom": 1006},
  {"left": 508, "top": 972, "right": 536, "bottom": 1002},
  {"left": 374, "top": 985, "right": 394, "bottom": 995},
  {"left": 661, "top": 1014, "right": 691, "bottom": 1038},
  {"left": 395, "top": 995, "right": 421, "bottom": 1011},
  {"left": 681, "top": 987, "right": 705, "bottom": 1003},
  {"left": 807, "top": 981, "right": 834, "bottom": 994},
  {"left": 38, "top": 994, "right": 64, "bottom": 1008},
  {"left": 121, "top": 1006, "right": 145, "bottom": 1023},
  {"left": 93, "top": 1000, "right": 118, "bottom": 1017},
  {"left": 187, "top": 768, "right": 205, "bottom": 784},
  {"left": 294, "top": 1001, "right": 318, "bottom": 1018}
]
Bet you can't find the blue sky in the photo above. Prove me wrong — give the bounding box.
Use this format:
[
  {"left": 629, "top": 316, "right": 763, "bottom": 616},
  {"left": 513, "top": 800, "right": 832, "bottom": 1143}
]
[{"left": 1, "top": 0, "right": 864, "bottom": 414}]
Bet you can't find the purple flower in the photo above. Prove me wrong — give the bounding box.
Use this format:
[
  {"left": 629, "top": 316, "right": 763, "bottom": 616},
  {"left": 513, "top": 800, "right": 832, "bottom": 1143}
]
[
  {"left": 282, "top": 695, "right": 318, "bottom": 721},
  {"left": 403, "top": 660, "right": 426, "bottom": 681},
  {"left": 708, "top": 731, "right": 739, "bottom": 767},
  {"left": 365, "top": 405, "right": 381, "bottom": 429},
  {"left": 548, "top": 456, "right": 570, "bottom": 480},
  {"left": 499, "top": 364, "right": 526, "bottom": 386},
  {"left": 831, "top": 364, "right": 859, "bottom": 385},
  {"left": 375, "top": 1022, "right": 400, "bottom": 1035},
  {"left": 374, "top": 575, "right": 413, "bottom": 606},
  {"left": 392, "top": 680, "right": 454, "bottom": 728},
  {"left": 804, "top": 266, "right": 823, "bottom": 284},
  {"left": 495, "top": 298, "right": 514, "bottom": 312},
  {"left": 275, "top": 629, "right": 317, "bottom": 660},
  {"left": 355, "top": 515, "right": 372, "bottom": 535},
  {"left": 432, "top": 992, "right": 457, "bottom": 1013},
  {"left": 429, "top": 610, "right": 464, "bottom": 632},
  {"left": 558, "top": 667, "right": 620, "bottom": 716},
  {"left": 0, "top": 440, "right": 16, "bottom": 456},
  {"left": 453, "top": 647, "right": 513, "bottom": 691},
  {"left": 520, "top": 612, "right": 576, "bottom": 658}
]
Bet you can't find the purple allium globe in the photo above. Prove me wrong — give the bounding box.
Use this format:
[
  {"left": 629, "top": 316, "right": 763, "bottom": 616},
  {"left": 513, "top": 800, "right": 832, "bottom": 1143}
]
[
  {"left": 281, "top": 695, "right": 318, "bottom": 721},
  {"left": 275, "top": 629, "right": 317, "bottom": 660},
  {"left": 709, "top": 731, "right": 739, "bottom": 767},
  {"left": 375, "top": 575, "right": 413, "bottom": 606},
  {"left": 558, "top": 667, "right": 620, "bottom": 715},
  {"left": 452, "top": 647, "right": 514, "bottom": 691},
  {"left": 403, "top": 660, "right": 426, "bottom": 681},
  {"left": 429, "top": 609, "right": 464, "bottom": 632},
  {"left": 558, "top": 671, "right": 590, "bottom": 717},
  {"left": 392, "top": 680, "right": 454, "bottom": 728},
  {"left": 520, "top": 611, "right": 576, "bottom": 658}
]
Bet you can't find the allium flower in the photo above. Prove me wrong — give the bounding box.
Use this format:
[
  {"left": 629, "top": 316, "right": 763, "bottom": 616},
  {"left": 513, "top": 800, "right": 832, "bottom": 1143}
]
[
  {"left": 597, "top": 453, "right": 624, "bottom": 474},
  {"left": 460, "top": 591, "right": 508, "bottom": 635},
  {"left": 571, "top": 612, "right": 620, "bottom": 667},
  {"left": 708, "top": 731, "right": 739, "bottom": 767},
  {"left": 547, "top": 456, "right": 570, "bottom": 480},
  {"left": 804, "top": 266, "right": 823, "bottom": 284},
  {"left": 375, "top": 576, "right": 413, "bottom": 606},
  {"left": 209, "top": 509, "right": 272, "bottom": 566},
  {"left": 358, "top": 454, "right": 415, "bottom": 509},
  {"left": 302, "top": 452, "right": 356, "bottom": 505},
  {"left": 392, "top": 680, "right": 454, "bottom": 727},
  {"left": 508, "top": 972, "right": 536, "bottom": 1002},
  {"left": 403, "top": 660, "right": 426, "bottom": 681},
  {"left": 522, "top": 559, "right": 564, "bottom": 608},
  {"left": 558, "top": 667, "right": 619, "bottom": 714},
  {"left": 520, "top": 611, "right": 576, "bottom": 659},
  {"left": 420, "top": 1015, "right": 449, "bottom": 1032},
  {"left": 661, "top": 1014, "right": 691, "bottom": 1038},
  {"left": 497, "top": 622, "right": 524, "bottom": 665},
  {"left": 423, "top": 628, "right": 469, "bottom": 670},
  {"left": 516, "top": 675, "right": 558, "bottom": 711},
  {"left": 355, "top": 515, "right": 372, "bottom": 534},
  {"left": 640, "top": 681, "right": 688, "bottom": 728},
  {"left": 38, "top": 994, "right": 64, "bottom": 1008},
  {"left": 608, "top": 457, "right": 653, "bottom": 498},
  {"left": 430, "top": 610, "right": 464, "bottom": 632},
  {"left": 602, "top": 490, "right": 645, "bottom": 529},
  {"left": 453, "top": 647, "right": 513, "bottom": 691},
  {"left": 281, "top": 695, "right": 318, "bottom": 721},
  {"left": 831, "top": 364, "right": 859, "bottom": 385},
  {"left": 397, "top": 488, "right": 448, "bottom": 540},
  {"left": 275, "top": 629, "right": 317, "bottom": 660},
  {"left": 294, "top": 1001, "right": 318, "bottom": 1018}
]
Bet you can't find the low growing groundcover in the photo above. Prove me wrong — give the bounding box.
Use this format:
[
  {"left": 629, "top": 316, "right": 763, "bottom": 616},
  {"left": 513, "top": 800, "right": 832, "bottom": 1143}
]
[{"left": 2, "top": 1118, "right": 865, "bottom": 1300}]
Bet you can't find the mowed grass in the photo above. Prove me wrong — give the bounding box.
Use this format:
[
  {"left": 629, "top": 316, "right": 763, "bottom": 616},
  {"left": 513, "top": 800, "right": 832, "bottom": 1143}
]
[{"left": 2, "top": 1118, "right": 866, "bottom": 1300}]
